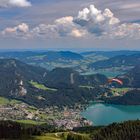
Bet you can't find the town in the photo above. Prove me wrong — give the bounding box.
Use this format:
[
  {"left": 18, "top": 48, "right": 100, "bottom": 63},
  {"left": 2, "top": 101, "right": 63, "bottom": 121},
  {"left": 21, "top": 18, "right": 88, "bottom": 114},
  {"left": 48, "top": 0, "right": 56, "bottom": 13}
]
[{"left": 0, "top": 99, "right": 92, "bottom": 130}]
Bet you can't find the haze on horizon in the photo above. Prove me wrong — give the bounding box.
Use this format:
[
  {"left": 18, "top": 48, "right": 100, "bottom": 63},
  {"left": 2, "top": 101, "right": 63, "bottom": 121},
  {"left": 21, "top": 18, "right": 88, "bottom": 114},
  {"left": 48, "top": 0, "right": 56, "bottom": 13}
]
[{"left": 0, "top": 0, "right": 140, "bottom": 51}]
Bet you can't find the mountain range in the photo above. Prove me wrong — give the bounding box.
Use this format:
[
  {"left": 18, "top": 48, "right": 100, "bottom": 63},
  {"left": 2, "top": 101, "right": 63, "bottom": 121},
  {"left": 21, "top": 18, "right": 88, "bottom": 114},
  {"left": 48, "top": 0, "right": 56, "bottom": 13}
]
[
  {"left": 0, "top": 51, "right": 83, "bottom": 61},
  {"left": 118, "top": 65, "right": 140, "bottom": 88},
  {"left": 0, "top": 59, "right": 109, "bottom": 108},
  {"left": 1, "top": 51, "right": 140, "bottom": 107},
  {"left": 105, "top": 66, "right": 140, "bottom": 105},
  {"left": 89, "top": 53, "right": 140, "bottom": 70}
]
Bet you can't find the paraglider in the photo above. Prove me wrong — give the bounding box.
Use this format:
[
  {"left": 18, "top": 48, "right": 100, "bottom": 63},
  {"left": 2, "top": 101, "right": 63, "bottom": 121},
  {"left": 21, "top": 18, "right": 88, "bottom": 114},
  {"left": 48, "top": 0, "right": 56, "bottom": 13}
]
[{"left": 108, "top": 78, "right": 123, "bottom": 85}]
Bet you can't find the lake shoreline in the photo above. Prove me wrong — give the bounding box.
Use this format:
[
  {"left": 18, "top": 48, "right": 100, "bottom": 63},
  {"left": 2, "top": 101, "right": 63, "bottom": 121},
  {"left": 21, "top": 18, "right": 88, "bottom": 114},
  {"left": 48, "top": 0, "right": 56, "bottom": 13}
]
[{"left": 81, "top": 102, "right": 140, "bottom": 126}]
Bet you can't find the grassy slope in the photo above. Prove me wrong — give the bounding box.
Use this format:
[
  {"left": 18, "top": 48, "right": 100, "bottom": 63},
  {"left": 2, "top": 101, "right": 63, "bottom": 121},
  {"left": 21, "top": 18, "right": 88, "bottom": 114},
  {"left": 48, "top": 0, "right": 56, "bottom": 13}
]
[
  {"left": 33, "top": 133, "right": 66, "bottom": 140},
  {"left": 111, "top": 88, "right": 131, "bottom": 95},
  {"left": 0, "top": 96, "right": 21, "bottom": 105},
  {"left": 33, "top": 132, "right": 90, "bottom": 140},
  {"left": 16, "top": 120, "right": 45, "bottom": 125},
  {"left": 30, "top": 81, "right": 57, "bottom": 92}
]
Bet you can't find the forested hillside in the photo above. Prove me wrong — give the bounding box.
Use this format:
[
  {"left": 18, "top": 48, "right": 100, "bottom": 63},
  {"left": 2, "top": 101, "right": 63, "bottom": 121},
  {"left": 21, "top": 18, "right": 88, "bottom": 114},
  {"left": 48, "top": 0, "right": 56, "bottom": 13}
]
[
  {"left": 90, "top": 54, "right": 140, "bottom": 70},
  {"left": 0, "top": 120, "right": 140, "bottom": 140},
  {"left": 92, "top": 120, "right": 140, "bottom": 140},
  {"left": 105, "top": 89, "right": 140, "bottom": 105},
  {"left": 0, "top": 51, "right": 83, "bottom": 61},
  {"left": 0, "top": 59, "right": 109, "bottom": 108},
  {"left": 46, "top": 67, "right": 108, "bottom": 88},
  {"left": 117, "top": 65, "right": 140, "bottom": 88}
]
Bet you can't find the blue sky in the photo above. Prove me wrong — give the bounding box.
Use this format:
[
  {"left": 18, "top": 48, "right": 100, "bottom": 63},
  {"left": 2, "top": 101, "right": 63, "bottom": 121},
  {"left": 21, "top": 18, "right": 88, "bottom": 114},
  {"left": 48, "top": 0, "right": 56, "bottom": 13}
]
[{"left": 0, "top": 0, "right": 140, "bottom": 51}]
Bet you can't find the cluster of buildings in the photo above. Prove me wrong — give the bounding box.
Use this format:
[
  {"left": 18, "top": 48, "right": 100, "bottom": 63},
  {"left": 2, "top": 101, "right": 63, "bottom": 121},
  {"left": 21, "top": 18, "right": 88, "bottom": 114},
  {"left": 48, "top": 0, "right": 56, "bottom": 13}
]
[
  {"left": 52, "top": 108, "right": 92, "bottom": 130},
  {"left": 0, "top": 102, "right": 92, "bottom": 130},
  {"left": 0, "top": 103, "right": 38, "bottom": 120}
]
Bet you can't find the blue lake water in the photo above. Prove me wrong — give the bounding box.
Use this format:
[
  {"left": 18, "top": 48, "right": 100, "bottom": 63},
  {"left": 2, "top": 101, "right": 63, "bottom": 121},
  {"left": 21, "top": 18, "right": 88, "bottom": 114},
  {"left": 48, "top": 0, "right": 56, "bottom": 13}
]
[{"left": 81, "top": 103, "right": 140, "bottom": 126}]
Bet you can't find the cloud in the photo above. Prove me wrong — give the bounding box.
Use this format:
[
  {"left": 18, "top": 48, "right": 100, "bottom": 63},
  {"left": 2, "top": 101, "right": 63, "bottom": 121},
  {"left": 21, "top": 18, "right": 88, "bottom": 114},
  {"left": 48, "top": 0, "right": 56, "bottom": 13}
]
[
  {"left": 73, "top": 5, "right": 140, "bottom": 39},
  {"left": 30, "top": 16, "right": 74, "bottom": 38},
  {"left": 0, "top": 0, "right": 31, "bottom": 7},
  {"left": 2, "top": 23, "right": 30, "bottom": 38},
  {"left": 74, "top": 5, "right": 120, "bottom": 36},
  {"left": 31, "top": 16, "right": 87, "bottom": 38},
  {"left": 1, "top": 4, "right": 140, "bottom": 40},
  {"left": 111, "top": 23, "right": 140, "bottom": 39},
  {"left": 120, "top": 3, "right": 140, "bottom": 10},
  {"left": 70, "top": 29, "right": 87, "bottom": 37}
]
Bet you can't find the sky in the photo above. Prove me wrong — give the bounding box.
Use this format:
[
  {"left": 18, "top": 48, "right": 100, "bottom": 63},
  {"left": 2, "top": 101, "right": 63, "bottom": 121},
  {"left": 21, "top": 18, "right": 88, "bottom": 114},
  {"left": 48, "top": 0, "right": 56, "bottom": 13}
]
[{"left": 0, "top": 0, "right": 140, "bottom": 51}]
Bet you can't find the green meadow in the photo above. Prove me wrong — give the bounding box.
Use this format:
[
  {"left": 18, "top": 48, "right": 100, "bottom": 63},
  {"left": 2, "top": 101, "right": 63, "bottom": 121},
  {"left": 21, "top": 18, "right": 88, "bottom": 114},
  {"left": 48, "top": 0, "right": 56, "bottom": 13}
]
[{"left": 30, "top": 81, "right": 57, "bottom": 92}]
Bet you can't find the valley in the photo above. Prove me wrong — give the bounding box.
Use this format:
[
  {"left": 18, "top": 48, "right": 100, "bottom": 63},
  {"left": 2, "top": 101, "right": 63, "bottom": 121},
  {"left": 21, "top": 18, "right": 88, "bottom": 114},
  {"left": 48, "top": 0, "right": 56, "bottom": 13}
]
[
  {"left": 0, "top": 96, "right": 92, "bottom": 130},
  {"left": 0, "top": 51, "right": 140, "bottom": 139},
  {"left": 1, "top": 0, "right": 140, "bottom": 139}
]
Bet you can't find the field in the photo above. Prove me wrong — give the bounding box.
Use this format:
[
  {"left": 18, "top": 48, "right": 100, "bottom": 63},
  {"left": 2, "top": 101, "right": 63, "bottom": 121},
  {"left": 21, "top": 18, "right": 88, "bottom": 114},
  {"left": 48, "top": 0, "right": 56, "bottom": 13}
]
[
  {"left": 33, "top": 132, "right": 90, "bottom": 140},
  {"left": 111, "top": 88, "right": 131, "bottom": 96},
  {"left": 33, "top": 133, "right": 66, "bottom": 140},
  {"left": 30, "top": 81, "right": 57, "bottom": 92},
  {"left": 0, "top": 96, "right": 21, "bottom": 105},
  {"left": 16, "top": 120, "right": 45, "bottom": 125},
  {"left": 79, "top": 85, "right": 95, "bottom": 89}
]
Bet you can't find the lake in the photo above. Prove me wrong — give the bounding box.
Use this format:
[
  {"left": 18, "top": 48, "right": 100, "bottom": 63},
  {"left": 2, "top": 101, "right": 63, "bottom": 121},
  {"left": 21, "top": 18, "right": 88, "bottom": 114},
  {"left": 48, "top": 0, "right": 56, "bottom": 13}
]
[{"left": 81, "top": 103, "right": 140, "bottom": 126}]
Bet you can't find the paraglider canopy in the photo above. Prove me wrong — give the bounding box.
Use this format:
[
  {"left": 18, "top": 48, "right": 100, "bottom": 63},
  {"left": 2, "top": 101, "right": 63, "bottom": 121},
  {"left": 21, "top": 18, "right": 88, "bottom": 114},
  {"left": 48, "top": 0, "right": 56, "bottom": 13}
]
[{"left": 108, "top": 78, "right": 123, "bottom": 85}]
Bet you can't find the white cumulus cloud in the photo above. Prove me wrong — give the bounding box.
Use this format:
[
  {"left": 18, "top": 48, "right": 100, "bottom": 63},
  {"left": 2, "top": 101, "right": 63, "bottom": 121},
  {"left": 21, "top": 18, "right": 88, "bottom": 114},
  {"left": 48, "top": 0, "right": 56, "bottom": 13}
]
[
  {"left": 1, "top": 4, "right": 140, "bottom": 40},
  {"left": 0, "top": 0, "right": 31, "bottom": 7},
  {"left": 2, "top": 23, "right": 30, "bottom": 38},
  {"left": 74, "top": 5, "right": 120, "bottom": 36},
  {"left": 111, "top": 23, "right": 140, "bottom": 39},
  {"left": 31, "top": 16, "right": 87, "bottom": 38}
]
